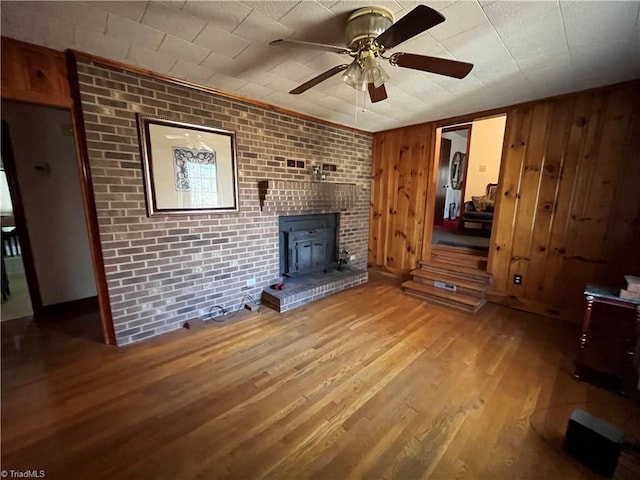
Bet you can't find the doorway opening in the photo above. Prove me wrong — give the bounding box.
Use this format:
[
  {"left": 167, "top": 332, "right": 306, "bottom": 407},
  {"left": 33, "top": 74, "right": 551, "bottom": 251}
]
[
  {"left": 431, "top": 114, "right": 507, "bottom": 255},
  {"left": 1, "top": 100, "right": 101, "bottom": 337},
  {"left": 1, "top": 164, "right": 32, "bottom": 321}
]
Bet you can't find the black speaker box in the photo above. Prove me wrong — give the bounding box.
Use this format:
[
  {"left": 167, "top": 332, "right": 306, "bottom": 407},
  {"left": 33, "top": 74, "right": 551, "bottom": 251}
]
[{"left": 563, "top": 408, "right": 623, "bottom": 478}]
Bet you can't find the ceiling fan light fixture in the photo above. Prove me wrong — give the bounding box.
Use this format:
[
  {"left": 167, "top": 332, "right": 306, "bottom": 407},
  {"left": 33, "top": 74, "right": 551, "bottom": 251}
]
[
  {"left": 362, "top": 53, "right": 389, "bottom": 88},
  {"left": 369, "top": 64, "right": 390, "bottom": 88},
  {"left": 342, "top": 61, "right": 366, "bottom": 91}
]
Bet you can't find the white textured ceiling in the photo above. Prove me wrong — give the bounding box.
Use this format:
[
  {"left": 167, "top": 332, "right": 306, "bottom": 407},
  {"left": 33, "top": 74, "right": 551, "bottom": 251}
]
[{"left": 2, "top": 1, "right": 639, "bottom": 132}]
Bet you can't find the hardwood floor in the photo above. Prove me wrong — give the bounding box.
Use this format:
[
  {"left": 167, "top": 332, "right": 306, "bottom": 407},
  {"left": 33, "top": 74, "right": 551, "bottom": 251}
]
[{"left": 2, "top": 271, "right": 639, "bottom": 479}]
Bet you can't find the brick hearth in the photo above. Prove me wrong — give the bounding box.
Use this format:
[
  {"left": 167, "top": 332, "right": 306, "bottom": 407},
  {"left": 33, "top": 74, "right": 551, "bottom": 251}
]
[{"left": 261, "top": 269, "right": 368, "bottom": 313}]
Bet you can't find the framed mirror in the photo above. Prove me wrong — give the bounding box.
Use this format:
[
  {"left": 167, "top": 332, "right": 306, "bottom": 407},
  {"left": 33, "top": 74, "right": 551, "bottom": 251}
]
[{"left": 450, "top": 151, "right": 466, "bottom": 190}]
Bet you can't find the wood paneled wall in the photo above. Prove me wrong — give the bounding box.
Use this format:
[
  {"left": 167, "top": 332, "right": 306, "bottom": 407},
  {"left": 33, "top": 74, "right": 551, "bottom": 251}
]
[
  {"left": 369, "top": 123, "right": 433, "bottom": 272},
  {"left": 490, "top": 81, "right": 640, "bottom": 321},
  {"left": 1, "top": 37, "right": 71, "bottom": 108},
  {"left": 370, "top": 80, "right": 640, "bottom": 322}
]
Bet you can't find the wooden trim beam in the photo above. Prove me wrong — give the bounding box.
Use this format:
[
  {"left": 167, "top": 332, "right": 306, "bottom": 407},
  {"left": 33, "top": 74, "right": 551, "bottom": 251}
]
[
  {"left": 0, "top": 90, "right": 72, "bottom": 109},
  {"left": 68, "top": 49, "right": 372, "bottom": 137},
  {"left": 1, "top": 37, "right": 72, "bottom": 108},
  {"left": 419, "top": 122, "right": 438, "bottom": 262},
  {"left": 441, "top": 124, "right": 472, "bottom": 134},
  {"left": 66, "top": 52, "right": 116, "bottom": 345},
  {"left": 485, "top": 111, "right": 516, "bottom": 275}
]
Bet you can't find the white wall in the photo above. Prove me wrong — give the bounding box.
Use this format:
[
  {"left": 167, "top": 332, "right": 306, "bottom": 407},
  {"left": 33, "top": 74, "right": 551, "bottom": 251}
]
[
  {"left": 1, "top": 168, "right": 12, "bottom": 215},
  {"left": 2, "top": 101, "right": 97, "bottom": 305},
  {"left": 465, "top": 115, "right": 507, "bottom": 201},
  {"left": 442, "top": 130, "right": 468, "bottom": 219}
]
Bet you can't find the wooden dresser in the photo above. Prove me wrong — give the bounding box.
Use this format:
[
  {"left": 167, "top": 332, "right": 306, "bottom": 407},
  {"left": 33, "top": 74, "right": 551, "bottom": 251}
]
[{"left": 574, "top": 284, "right": 640, "bottom": 395}]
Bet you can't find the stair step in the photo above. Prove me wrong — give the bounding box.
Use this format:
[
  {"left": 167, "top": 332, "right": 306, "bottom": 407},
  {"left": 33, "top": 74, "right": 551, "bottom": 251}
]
[
  {"left": 430, "top": 248, "right": 488, "bottom": 269},
  {"left": 419, "top": 260, "right": 491, "bottom": 283},
  {"left": 402, "top": 280, "right": 486, "bottom": 313},
  {"left": 405, "top": 291, "right": 487, "bottom": 313},
  {"left": 430, "top": 255, "right": 488, "bottom": 270},
  {"left": 410, "top": 269, "right": 487, "bottom": 297},
  {"left": 431, "top": 244, "right": 488, "bottom": 258}
]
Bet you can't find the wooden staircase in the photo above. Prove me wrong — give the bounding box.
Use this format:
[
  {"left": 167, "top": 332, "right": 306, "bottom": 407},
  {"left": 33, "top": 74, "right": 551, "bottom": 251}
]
[{"left": 402, "top": 245, "right": 491, "bottom": 313}]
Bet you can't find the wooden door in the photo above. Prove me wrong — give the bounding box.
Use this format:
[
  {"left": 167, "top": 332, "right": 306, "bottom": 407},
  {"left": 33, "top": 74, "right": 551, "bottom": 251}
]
[{"left": 433, "top": 137, "right": 451, "bottom": 225}]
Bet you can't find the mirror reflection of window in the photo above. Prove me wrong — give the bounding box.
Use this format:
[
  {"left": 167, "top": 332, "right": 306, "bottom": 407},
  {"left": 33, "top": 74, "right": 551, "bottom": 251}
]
[
  {"left": 172, "top": 147, "right": 219, "bottom": 207},
  {"left": 186, "top": 161, "right": 218, "bottom": 207}
]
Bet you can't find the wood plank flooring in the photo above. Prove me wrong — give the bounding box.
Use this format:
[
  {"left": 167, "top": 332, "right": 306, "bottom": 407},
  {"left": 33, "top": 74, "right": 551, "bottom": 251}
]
[{"left": 2, "top": 271, "right": 639, "bottom": 479}]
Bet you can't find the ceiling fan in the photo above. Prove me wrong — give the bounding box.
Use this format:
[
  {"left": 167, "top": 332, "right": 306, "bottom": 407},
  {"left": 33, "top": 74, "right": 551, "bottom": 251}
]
[{"left": 270, "top": 5, "right": 473, "bottom": 103}]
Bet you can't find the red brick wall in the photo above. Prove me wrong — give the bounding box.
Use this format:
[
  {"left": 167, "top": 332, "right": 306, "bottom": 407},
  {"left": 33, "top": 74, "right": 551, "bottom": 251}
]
[{"left": 76, "top": 60, "right": 373, "bottom": 345}]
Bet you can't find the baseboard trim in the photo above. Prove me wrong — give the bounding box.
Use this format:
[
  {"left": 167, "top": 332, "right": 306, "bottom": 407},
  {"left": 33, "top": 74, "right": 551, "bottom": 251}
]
[
  {"left": 39, "top": 296, "right": 99, "bottom": 318},
  {"left": 486, "top": 290, "right": 579, "bottom": 322}
]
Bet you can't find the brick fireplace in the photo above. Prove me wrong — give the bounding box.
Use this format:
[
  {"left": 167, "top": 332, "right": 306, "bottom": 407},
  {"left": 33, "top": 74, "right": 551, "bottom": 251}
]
[
  {"left": 260, "top": 181, "right": 367, "bottom": 313},
  {"left": 77, "top": 59, "right": 372, "bottom": 345}
]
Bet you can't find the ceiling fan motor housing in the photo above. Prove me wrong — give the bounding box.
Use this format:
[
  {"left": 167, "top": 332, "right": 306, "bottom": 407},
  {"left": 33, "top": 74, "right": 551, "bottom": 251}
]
[{"left": 345, "top": 6, "right": 394, "bottom": 50}]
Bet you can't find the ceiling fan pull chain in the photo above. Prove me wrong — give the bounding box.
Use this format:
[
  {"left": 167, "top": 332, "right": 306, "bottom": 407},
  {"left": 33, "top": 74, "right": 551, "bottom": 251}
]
[{"left": 354, "top": 88, "right": 358, "bottom": 123}]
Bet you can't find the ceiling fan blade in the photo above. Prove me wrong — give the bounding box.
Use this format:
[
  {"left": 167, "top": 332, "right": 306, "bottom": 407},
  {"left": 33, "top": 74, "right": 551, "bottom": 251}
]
[
  {"left": 269, "top": 39, "right": 351, "bottom": 55},
  {"left": 375, "top": 5, "right": 445, "bottom": 50},
  {"left": 290, "top": 65, "right": 349, "bottom": 94},
  {"left": 390, "top": 53, "right": 473, "bottom": 79},
  {"left": 368, "top": 83, "right": 388, "bottom": 103}
]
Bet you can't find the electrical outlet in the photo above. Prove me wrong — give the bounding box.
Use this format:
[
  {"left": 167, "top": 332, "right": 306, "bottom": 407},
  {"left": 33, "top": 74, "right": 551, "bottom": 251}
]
[
  {"left": 246, "top": 277, "right": 256, "bottom": 288},
  {"left": 349, "top": 255, "right": 356, "bottom": 261},
  {"left": 513, "top": 274, "right": 522, "bottom": 285}
]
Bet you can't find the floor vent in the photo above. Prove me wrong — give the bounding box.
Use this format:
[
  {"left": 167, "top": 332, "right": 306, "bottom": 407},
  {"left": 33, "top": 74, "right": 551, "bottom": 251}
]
[{"left": 434, "top": 280, "right": 457, "bottom": 292}]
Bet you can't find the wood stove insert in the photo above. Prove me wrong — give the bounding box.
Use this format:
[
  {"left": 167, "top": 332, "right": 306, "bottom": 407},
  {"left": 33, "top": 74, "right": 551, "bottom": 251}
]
[{"left": 279, "top": 214, "right": 338, "bottom": 277}]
